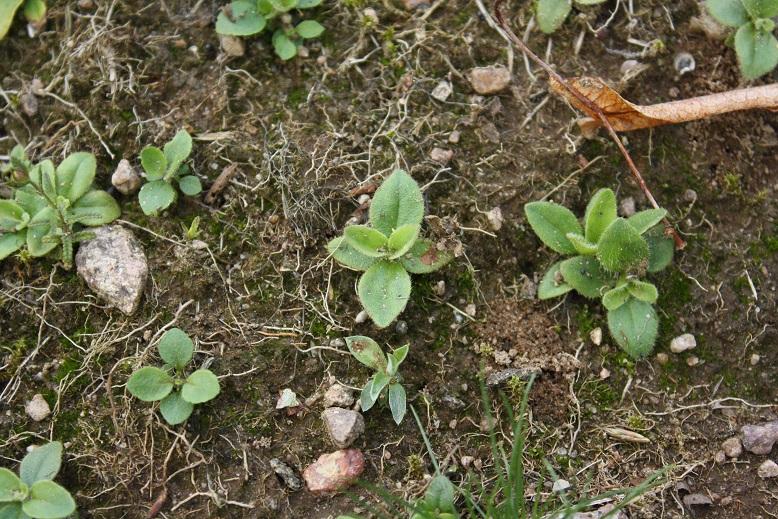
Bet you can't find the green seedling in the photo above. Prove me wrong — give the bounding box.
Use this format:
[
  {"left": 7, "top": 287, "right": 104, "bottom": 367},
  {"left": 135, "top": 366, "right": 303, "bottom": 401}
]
[
  {"left": 707, "top": 0, "right": 778, "bottom": 79},
  {"left": 1, "top": 144, "right": 33, "bottom": 184},
  {"left": 346, "top": 335, "right": 409, "bottom": 424},
  {"left": 327, "top": 169, "right": 452, "bottom": 328},
  {"left": 181, "top": 216, "right": 201, "bottom": 241},
  {"left": 0, "top": 151, "right": 121, "bottom": 267},
  {"left": 0, "top": 0, "right": 46, "bottom": 39},
  {"left": 126, "top": 328, "right": 220, "bottom": 425},
  {"left": 536, "top": 0, "right": 606, "bottom": 34},
  {"left": 525, "top": 188, "right": 674, "bottom": 359},
  {"left": 215, "top": 0, "right": 325, "bottom": 60},
  {"left": 138, "top": 129, "right": 201, "bottom": 216},
  {"left": 0, "top": 441, "right": 76, "bottom": 519}
]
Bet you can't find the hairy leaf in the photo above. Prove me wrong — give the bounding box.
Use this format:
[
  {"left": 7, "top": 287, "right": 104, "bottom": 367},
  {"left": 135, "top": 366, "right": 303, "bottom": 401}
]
[
  {"left": 360, "top": 380, "right": 377, "bottom": 411},
  {"left": 29, "top": 161, "right": 57, "bottom": 200},
  {"left": 388, "top": 384, "right": 406, "bottom": 424},
  {"left": 602, "top": 284, "right": 629, "bottom": 311},
  {"left": 0, "top": 200, "right": 29, "bottom": 232},
  {"left": 22, "top": 480, "right": 76, "bottom": 519},
  {"left": 628, "top": 279, "right": 658, "bottom": 303},
  {"left": 138, "top": 180, "right": 177, "bottom": 216},
  {"left": 56, "top": 152, "right": 95, "bottom": 203},
  {"left": 0, "top": 232, "right": 25, "bottom": 261},
  {"left": 369, "top": 170, "right": 425, "bottom": 237},
  {"left": 20, "top": 442, "right": 62, "bottom": 486},
  {"left": 537, "top": 260, "right": 573, "bottom": 299},
  {"left": 583, "top": 188, "right": 617, "bottom": 243},
  {"left": 163, "top": 130, "right": 193, "bottom": 176},
  {"left": 345, "top": 335, "right": 386, "bottom": 371},
  {"left": 421, "top": 475, "right": 457, "bottom": 513},
  {"left": 215, "top": 1, "right": 266, "bottom": 36},
  {"left": 326, "top": 236, "right": 376, "bottom": 271},
  {"left": 536, "top": 0, "right": 572, "bottom": 33},
  {"left": 357, "top": 261, "right": 412, "bottom": 328},
  {"left": 26, "top": 207, "right": 57, "bottom": 258},
  {"left": 370, "top": 371, "right": 390, "bottom": 400},
  {"left": 387, "top": 223, "right": 420, "bottom": 259},
  {"left": 181, "top": 369, "right": 220, "bottom": 404},
  {"left": 524, "top": 201, "right": 582, "bottom": 254},
  {"left": 742, "top": 0, "right": 778, "bottom": 18},
  {"left": 127, "top": 366, "right": 174, "bottom": 402},
  {"left": 607, "top": 298, "right": 658, "bottom": 359},
  {"left": 0, "top": 0, "right": 24, "bottom": 40},
  {"left": 566, "top": 232, "right": 598, "bottom": 255},
  {"left": 400, "top": 239, "right": 452, "bottom": 274},
  {"left": 14, "top": 186, "right": 47, "bottom": 217},
  {"left": 596, "top": 218, "right": 649, "bottom": 272},
  {"left": 706, "top": 0, "right": 750, "bottom": 27},
  {"left": 735, "top": 22, "right": 778, "bottom": 79},
  {"left": 390, "top": 344, "right": 409, "bottom": 367},
  {"left": 344, "top": 225, "right": 388, "bottom": 258},
  {"left": 158, "top": 328, "right": 194, "bottom": 370},
  {"left": 559, "top": 255, "right": 611, "bottom": 298},
  {"left": 645, "top": 226, "right": 674, "bottom": 272},
  {"left": 627, "top": 208, "right": 667, "bottom": 234},
  {"left": 0, "top": 468, "right": 26, "bottom": 502},
  {"left": 70, "top": 190, "right": 120, "bottom": 226},
  {"left": 159, "top": 391, "right": 194, "bottom": 425},
  {"left": 140, "top": 147, "right": 166, "bottom": 181}
]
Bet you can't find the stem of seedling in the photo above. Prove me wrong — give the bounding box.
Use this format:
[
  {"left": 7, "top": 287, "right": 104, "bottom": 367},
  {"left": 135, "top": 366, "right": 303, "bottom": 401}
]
[{"left": 492, "top": 0, "right": 685, "bottom": 250}]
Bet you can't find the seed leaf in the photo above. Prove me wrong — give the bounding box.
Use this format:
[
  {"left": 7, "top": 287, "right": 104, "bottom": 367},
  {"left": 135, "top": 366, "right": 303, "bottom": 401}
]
[
  {"left": 22, "top": 480, "right": 75, "bottom": 519},
  {"left": 559, "top": 255, "right": 611, "bottom": 298},
  {"left": 357, "top": 261, "right": 412, "bottom": 328},
  {"left": 525, "top": 201, "right": 582, "bottom": 254},
  {"left": 538, "top": 260, "right": 573, "bottom": 300},
  {"left": 607, "top": 297, "right": 658, "bottom": 359},
  {"left": 583, "top": 188, "right": 617, "bottom": 243},
  {"left": 706, "top": 0, "right": 750, "bottom": 26},
  {"left": 388, "top": 384, "right": 406, "bottom": 424},
  {"left": 272, "top": 30, "right": 297, "bottom": 60},
  {"left": 627, "top": 209, "right": 667, "bottom": 235},
  {"left": 139, "top": 180, "right": 177, "bottom": 216},
  {"left": 181, "top": 369, "right": 220, "bottom": 404},
  {"left": 735, "top": 22, "right": 778, "bottom": 79},
  {"left": 369, "top": 170, "right": 425, "bottom": 237},
  {"left": 158, "top": 328, "right": 194, "bottom": 370},
  {"left": 327, "top": 236, "right": 376, "bottom": 271},
  {"left": 742, "top": 0, "right": 778, "bottom": 18},
  {"left": 345, "top": 336, "right": 386, "bottom": 371},
  {"left": 596, "top": 218, "right": 649, "bottom": 272},
  {"left": 360, "top": 380, "right": 377, "bottom": 411},
  {"left": 20, "top": 442, "right": 62, "bottom": 486},
  {"left": 296, "top": 19, "right": 324, "bottom": 39},
  {"left": 140, "top": 147, "right": 166, "bottom": 181},
  {"left": 127, "top": 366, "right": 174, "bottom": 402},
  {"left": 344, "top": 225, "right": 388, "bottom": 258},
  {"left": 387, "top": 224, "right": 420, "bottom": 259},
  {"left": 178, "top": 175, "right": 202, "bottom": 196},
  {"left": 400, "top": 239, "right": 452, "bottom": 274},
  {"left": 602, "top": 284, "right": 630, "bottom": 311},
  {"left": 216, "top": 1, "right": 266, "bottom": 36},
  {"left": 628, "top": 279, "right": 658, "bottom": 303},
  {"left": 159, "top": 391, "right": 194, "bottom": 425},
  {"left": 163, "top": 130, "right": 193, "bottom": 175},
  {"left": 537, "top": 0, "right": 572, "bottom": 33}
]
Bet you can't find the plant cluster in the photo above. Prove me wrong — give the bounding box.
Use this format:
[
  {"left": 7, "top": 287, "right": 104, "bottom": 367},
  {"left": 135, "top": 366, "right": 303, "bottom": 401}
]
[
  {"left": 215, "top": 0, "right": 325, "bottom": 60},
  {"left": 328, "top": 169, "right": 452, "bottom": 328},
  {"left": 0, "top": 151, "right": 121, "bottom": 267},
  {"left": 535, "top": 0, "right": 605, "bottom": 34},
  {"left": 138, "top": 129, "right": 201, "bottom": 216},
  {"left": 127, "top": 328, "right": 221, "bottom": 425},
  {"left": 525, "top": 188, "right": 674, "bottom": 359},
  {"left": 0, "top": 442, "right": 76, "bottom": 519},
  {"left": 707, "top": 0, "right": 778, "bottom": 79},
  {"left": 346, "top": 335, "right": 408, "bottom": 424},
  {"left": 0, "top": 0, "right": 46, "bottom": 40}
]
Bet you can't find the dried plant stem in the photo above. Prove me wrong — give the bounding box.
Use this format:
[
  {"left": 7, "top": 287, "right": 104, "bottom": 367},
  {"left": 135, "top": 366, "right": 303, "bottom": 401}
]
[{"left": 492, "top": 0, "right": 685, "bottom": 249}]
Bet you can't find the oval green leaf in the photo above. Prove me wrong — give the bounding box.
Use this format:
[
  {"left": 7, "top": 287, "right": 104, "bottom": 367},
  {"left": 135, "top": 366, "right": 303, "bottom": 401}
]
[
  {"left": 70, "top": 190, "right": 121, "bottom": 226},
  {"left": 602, "top": 284, "right": 629, "bottom": 311},
  {"left": 607, "top": 297, "right": 658, "bottom": 359},
  {"left": 524, "top": 201, "right": 582, "bottom": 254},
  {"left": 140, "top": 147, "right": 166, "bottom": 181},
  {"left": 22, "top": 480, "right": 75, "bottom": 519},
  {"left": 735, "top": 22, "right": 778, "bottom": 79},
  {"left": 387, "top": 223, "right": 420, "bottom": 259},
  {"left": 627, "top": 208, "right": 667, "bottom": 235},
  {"left": 26, "top": 207, "right": 58, "bottom": 258},
  {"left": 181, "top": 369, "right": 220, "bottom": 404},
  {"left": 360, "top": 380, "right": 376, "bottom": 411},
  {"left": 178, "top": 175, "right": 202, "bottom": 196},
  {"left": 537, "top": 0, "right": 572, "bottom": 33},
  {"left": 216, "top": 1, "right": 266, "bottom": 36},
  {"left": 399, "top": 239, "right": 452, "bottom": 274},
  {"left": 537, "top": 260, "right": 573, "bottom": 300},
  {"left": 0, "top": 232, "right": 25, "bottom": 261},
  {"left": 645, "top": 226, "right": 674, "bottom": 272},
  {"left": 139, "top": 180, "right": 177, "bottom": 216},
  {"left": 388, "top": 383, "right": 406, "bottom": 424},
  {"left": 56, "top": 152, "right": 96, "bottom": 202},
  {"left": 559, "top": 255, "right": 611, "bottom": 298},
  {"left": 296, "top": 19, "right": 324, "bottom": 39},
  {"left": 0, "top": 468, "right": 25, "bottom": 502},
  {"left": 159, "top": 391, "right": 194, "bottom": 425},
  {"left": 326, "top": 236, "right": 376, "bottom": 271},
  {"left": 357, "top": 261, "right": 412, "bottom": 328},
  {"left": 596, "top": 218, "right": 649, "bottom": 273},
  {"left": 158, "top": 328, "right": 194, "bottom": 370},
  {"left": 20, "top": 442, "right": 62, "bottom": 486},
  {"left": 706, "top": 0, "right": 750, "bottom": 26},
  {"left": 742, "top": 0, "right": 778, "bottom": 18},
  {"left": 0, "top": 200, "right": 28, "bottom": 232},
  {"left": 272, "top": 31, "right": 297, "bottom": 60},
  {"left": 126, "top": 366, "right": 174, "bottom": 402},
  {"left": 345, "top": 335, "right": 387, "bottom": 371},
  {"left": 628, "top": 279, "right": 658, "bottom": 303},
  {"left": 583, "top": 188, "right": 617, "bottom": 243},
  {"left": 369, "top": 170, "right": 425, "bottom": 237},
  {"left": 344, "top": 225, "right": 388, "bottom": 258},
  {"left": 163, "top": 130, "right": 193, "bottom": 174}
]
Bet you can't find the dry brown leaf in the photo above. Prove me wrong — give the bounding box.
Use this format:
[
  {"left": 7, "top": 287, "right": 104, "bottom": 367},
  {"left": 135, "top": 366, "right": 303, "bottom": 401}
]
[
  {"left": 550, "top": 77, "right": 778, "bottom": 137},
  {"left": 603, "top": 426, "right": 650, "bottom": 444}
]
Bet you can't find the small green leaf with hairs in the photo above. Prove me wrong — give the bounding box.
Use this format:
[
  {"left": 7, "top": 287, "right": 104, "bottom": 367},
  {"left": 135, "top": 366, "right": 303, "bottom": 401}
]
[
  {"left": 358, "top": 261, "right": 412, "bottom": 328},
  {"left": 326, "top": 236, "right": 376, "bottom": 271},
  {"left": 159, "top": 391, "right": 194, "bottom": 425},
  {"left": 369, "top": 170, "right": 425, "bottom": 237},
  {"left": 345, "top": 336, "right": 386, "bottom": 371},
  {"left": 370, "top": 371, "right": 390, "bottom": 400},
  {"left": 70, "top": 190, "right": 121, "bottom": 226},
  {"left": 181, "top": 369, "right": 220, "bottom": 404},
  {"left": 742, "top": 0, "right": 778, "bottom": 18},
  {"left": 295, "top": 19, "right": 324, "bottom": 38},
  {"left": 140, "top": 147, "right": 166, "bottom": 181},
  {"left": 627, "top": 209, "right": 667, "bottom": 235},
  {"left": 127, "top": 366, "right": 174, "bottom": 402},
  {"left": 158, "top": 328, "right": 193, "bottom": 370},
  {"left": 602, "top": 284, "right": 629, "bottom": 311},
  {"left": 559, "top": 255, "right": 611, "bottom": 298},
  {"left": 537, "top": 260, "right": 573, "bottom": 299},
  {"left": 735, "top": 21, "right": 778, "bottom": 79},
  {"left": 390, "top": 344, "right": 409, "bottom": 367},
  {"left": 360, "top": 379, "right": 377, "bottom": 411},
  {"left": 0, "top": 200, "right": 29, "bottom": 232},
  {"left": 344, "top": 225, "right": 388, "bottom": 258},
  {"left": 628, "top": 279, "right": 658, "bottom": 303},
  {"left": 421, "top": 475, "right": 457, "bottom": 513},
  {"left": 139, "top": 180, "right": 177, "bottom": 216},
  {"left": 645, "top": 226, "right": 674, "bottom": 272},
  {"left": 216, "top": 1, "right": 266, "bottom": 36},
  {"left": 20, "top": 442, "right": 62, "bottom": 486},
  {"left": 566, "top": 232, "right": 598, "bottom": 255},
  {"left": 22, "top": 480, "right": 75, "bottom": 519},
  {"left": 26, "top": 207, "right": 57, "bottom": 258},
  {"left": 388, "top": 384, "right": 406, "bottom": 424},
  {"left": 400, "top": 239, "right": 452, "bottom": 274},
  {"left": 178, "top": 176, "right": 202, "bottom": 196},
  {"left": 273, "top": 30, "right": 297, "bottom": 60},
  {"left": 607, "top": 297, "right": 658, "bottom": 359},
  {"left": 0, "top": 468, "right": 26, "bottom": 502},
  {"left": 387, "top": 224, "right": 420, "bottom": 259},
  {"left": 583, "top": 188, "right": 617, "bottom": 243},
  {"left": 596, "top": 218, "right": 649, "bottom": 272},
  {"left": 55, "top": 152, "right": 95, "bottom": 203},
  {"left": 536, "top": 0, "right": 572, "bottom": 33},
  {"left": 0, "top": 232, "right": 25, "bottom": 261},
  {"left": 706, "top": 0, "right": 750, "bottom": 26},
  {"left": 524, "top": 201, "right": 582, "bottom": 254},
  {"left": 163, "top": 130, "right": 193, "bottom": 176}
]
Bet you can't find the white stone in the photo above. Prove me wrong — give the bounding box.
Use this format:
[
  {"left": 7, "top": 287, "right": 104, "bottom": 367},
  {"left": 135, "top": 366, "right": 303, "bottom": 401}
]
[
  {"left": 670, "top": 333, "right": 696, "bottom": 353},
  {"left": 25, "top": 394, "right": 50, "bottom": 422}
]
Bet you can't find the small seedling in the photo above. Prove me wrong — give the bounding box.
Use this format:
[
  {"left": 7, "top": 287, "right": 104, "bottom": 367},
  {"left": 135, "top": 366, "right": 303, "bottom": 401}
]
[
  {"left": 126, "top": 328, "right": 220, "bottom": 425},
  {"left": 706, "top": 0, "right": 778, "bottom": 79},
  {"left": 525, "top": 188, "right": 674, "bottom": 359},
  {"left": 0, "top": 441, "right": 76, "bottom": 519},
  {"left": 215, "top": 0, "right": 325, "bottom": 60},
  {"left": 181, "top": 216, "right": 201, "bottom": 241},
  {"left": 346, "top": 335, "right": 408, "bottom": 424},
  {"left": 0, "top": 0, "right": 46, "bottom": 40},
  {"left": 0, "top": 151, "right": 121, "bottom": 267},
  {"left": 536, "top": 0, "right": 606, "bottom": 34},
  {"left": 1, "top": 144, "right": 33, "bottom": 184},
  {"left": 138, "top": 129, "right": 201, "bottom": 216},
  {"left": 327, "top": 169, "right": 452, "bottom": 328}
]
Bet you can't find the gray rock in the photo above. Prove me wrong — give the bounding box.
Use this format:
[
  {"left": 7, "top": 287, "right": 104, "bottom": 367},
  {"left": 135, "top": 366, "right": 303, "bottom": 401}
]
[
  {"left": 431, "top": 80, "right": 452, "bottom": 102},
  {"left": 468, "top": 66, "right": 511, "bottom": 95},
  {"left": 486, "top": 367, "right": 542, "bottom": 387},
  {"left": 322, "top": 407, "right": 364, "bottom": 448},
  {"left": 20, "top": 92, "right": 38, "bottom": 117},
  {"left": 322, "top": 384, "right": 354, "bottom": 408},
  {"left": 25, "top": 394, "right": 50, "bottom": 421},
  {"left": 742, "top": 421, "right": 778, "bottom": 455},
  {"left": 758, "top": 459, "right": 778, "bottom": 479},
  {"left": 75, "top": 226, "right": 148, "bottom": 315},
  {"left": 670, "top": 333, "right": 696, "bottom": 353},
  {"left": 430, "top": 147, "right": 454, "bottom": 164},
  {"left": 395, "top": 320, "right": 408, "bottom": 335},
  {"left": 552, "top": 479, "right": 570, "bottom": 492},
  {"left": 619, "top": 196, "right": 636, "bottom": 217},
  {"left": 111, "top": 159, "right": 142, "bottom": 195},
  {"left": 270, "top": 458, "right": 302, "bottom": 491},
  {"left": 722, "top": 437, "right": 742, "bottom": 458}
]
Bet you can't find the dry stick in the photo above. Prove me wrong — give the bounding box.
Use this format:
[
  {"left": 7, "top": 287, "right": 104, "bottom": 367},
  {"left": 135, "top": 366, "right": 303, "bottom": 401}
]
[{"left": 492, "top": 0, "right": 685, "bottom": 249}]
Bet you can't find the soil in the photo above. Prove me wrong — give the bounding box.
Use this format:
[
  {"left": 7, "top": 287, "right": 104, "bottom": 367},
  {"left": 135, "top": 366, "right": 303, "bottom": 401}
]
[{"left": 1, "top": 0, "right": 777, "bottom": 518}]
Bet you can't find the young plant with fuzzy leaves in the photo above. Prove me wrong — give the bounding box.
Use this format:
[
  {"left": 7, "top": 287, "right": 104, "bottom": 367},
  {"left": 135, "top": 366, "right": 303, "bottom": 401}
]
[
  {"left": 707, "top": 0, "right": 778, "bottom": 79},
  {"left": 215, "top": 0, "right": 325, "bottom": 60},
  {"left": 0, "top": 441, "right": 76, "bottom": 519},
  {"left": 138, "top": 129, "right": 201, "bottom": 216},
  {"left": 126, "top": 328, "right": 221, "bottom": 425},
  {"left": 346, "top": 335, "right": 409, "bottom": 425},
  {"left": 0, "top": 0, "right": 46, "bottom": 40},
  {"left": 0, "top": 151, "right": 121, "bottom": 267},
  {"left": 327, "top": 169, "right": 452, "bottom": 328},
  {"left": 536, "top": 0, "right": 607, "bottom": 34},
  {"left": 525, "top": 188, "right": 674, "bottom": 359}
]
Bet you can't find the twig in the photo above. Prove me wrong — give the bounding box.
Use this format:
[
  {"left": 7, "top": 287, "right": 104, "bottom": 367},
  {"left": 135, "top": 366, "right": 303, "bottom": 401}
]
[{"left": 492, "top": 1, "right": 685, "bottom": 250}]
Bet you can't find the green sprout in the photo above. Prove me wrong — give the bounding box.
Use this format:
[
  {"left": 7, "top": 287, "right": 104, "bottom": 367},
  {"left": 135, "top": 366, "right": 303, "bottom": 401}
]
[
  {"left": 0, "top": 442, "right": 76, "bottom": 519},
  {"left": 535, "top": 0, "right": 606, "bottom": 34},
  {"left": 0, "top": 151, "right": 121, "bottom": 268},
  {"left": 126, "top": 328, "right": 221, "bottom": 425},
  {"left": 707, "top": 0, "right": 778, "bottom": 79},
  {"left": 138, "top": 129, "right": 201, "bottom": 216},
  {"left": 525, "top": 188, "right": 674, "bottom": 359},
  {"left": 327, "top": 169, "right": 452, "bottom": 328},
  {"left": 215, "top": 0, "right": 325, "bottom": 60},
  {"left": 346, "top": 335, "right": 409, "bottom": 424}
]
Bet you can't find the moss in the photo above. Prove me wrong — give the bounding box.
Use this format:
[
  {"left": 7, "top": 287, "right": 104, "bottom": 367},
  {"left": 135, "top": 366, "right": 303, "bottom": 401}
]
[
  {"left": 578, "top": 378, "right": 619, "bottom": 411},
  {"left": 574, "top": 304, "right": 597, "bottom": 339}
]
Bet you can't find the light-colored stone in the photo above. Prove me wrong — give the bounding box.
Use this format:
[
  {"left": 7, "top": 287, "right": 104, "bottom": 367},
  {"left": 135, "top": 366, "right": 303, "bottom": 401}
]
[
  {"left": 486, "top": 207, "right": 503, "bottom": 231},
  {"left": 742, "top": 421, "right": 778, "bottom": 455},
  {"left": 220, "top": 35, "right": 245, "bottom": 57},
  {"left": 355, "top": 310, "right": 368, "bottom": 324},
  {"left": 25, "top": 394, "right": 50, "bottom": 421},
  {"left": 322, "top": 384, "right": 354, "bottom": 408},
  {"left": 714, "top": 450, "right": 726, "bottom": 464},
  {"left": 670, "top": 333, "right": 696, "bottom": 353},
  {"left": 722, "top": 437, "right": 742, "bottom": 458},
  {"left": 468, "top": 65, "right": 511, "bottom": 95},
  {"left": 431, "top": 80, "right": 452, "bottom": 102},
  {"left": 573, "top": 504, "right": 626, "bottom": 519},
  {"left": 758, "top": 459, "right": 778, "bottom": 479},
  {"left": 430, "top": 147, "right": 453, "bottom": 164},
  {"left": 589, "top": 327, "right": 602, "bottom": 346},
  {"left": 552, "top": 479, "right": 571, "bottom": 492},
  {"left": 619, "top": 196, "right": 636, "bottom": 217},
  {"left": 322, "top": 407, "right": 364, "bottom": 448},
  {"left": 75, "top": 225, "right": 148, "bottom": 315},
  {"left": 656, "top": 352, "right": 669, "bottom": 365},
  {"left": 303, "top": 449, "right": 364, "bottom": 493},
  {"left": 111, "top": 159, "right": 142, "bottom": 195},
  {"left": 402, "top": 0, "right": 430, "bottom": 9}
]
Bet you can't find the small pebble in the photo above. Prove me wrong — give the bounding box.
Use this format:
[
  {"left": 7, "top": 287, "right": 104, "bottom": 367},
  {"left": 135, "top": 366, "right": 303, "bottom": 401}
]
[
  {"left": 468, "top": 65, "right": 511, "bottom": 95},
  {"left": 429, "top": 147, "right": 453, "bottom": 164},
  {"left": 433, "top": 280, "right": 446, "bottom": 297},
  {"left": 619, "top": 197, "right": 636, "bottom": 217},
  {"left": 713, "top": 450, "right": 726, "bottom": 464},
  {"left": 599, "top": 368, "right": 610, "bottom": 380},
  {"left": 656, "top": 352, "right": 669, "bottom": 365},
  {"left": 111, "top": 159, "right": 142, "bottom": 195},
  {"left": 355, "top": 310, "right": 368, "bottom": 324},
  {"left": 220, "top": 35, "right": 245, "bottom": 57},
  {"left": 395, "top": 320, "right": 408, "bottom": 335},
  {"left": 750, "top": 353, "right": 760, "bottom": 366},
  {"left": 758, "top": 459, "right": 778, "bottom": 479},
  {"left": 486, "top": 207, "right": 503, "bottom": 231},
  {"left": 448, "top": 130, "right": 460, "bottom": 144},
  {"left": 670, "top": 333, "right": 696, "bottom": 353},
  {"left": 686, "top": 355, "right": 699, "bottom": 367},
  {"left": 431, "top": 80, "right": 452, "bottom": 102},
  {"left": 722, "top": 437, "right": 742, "bottom": 458},
  {"left": 465, "top": 304, "right": 476, "bottom": 317},
  {"left": 362, "top": 8, "right": 378, "bottom": 24},
  {"left": 25, "top": 394, "right": 50, "bottom": 422},
  {"left": 552, "top": 479, "right": 571, "bottom": 493},
  {"left": 683, "top": 189, "right": 698, "bottom": 203},
  {"left": 589, "top": 327, "right": 602, "bottom": 346},
  {"left": 674, "top": 52, "right": 695, "bottom": 75}
]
